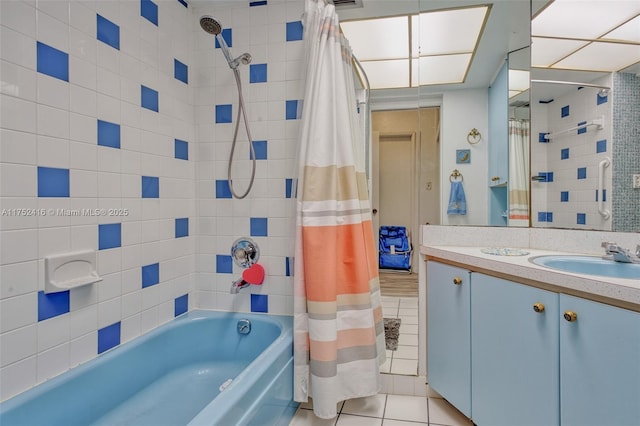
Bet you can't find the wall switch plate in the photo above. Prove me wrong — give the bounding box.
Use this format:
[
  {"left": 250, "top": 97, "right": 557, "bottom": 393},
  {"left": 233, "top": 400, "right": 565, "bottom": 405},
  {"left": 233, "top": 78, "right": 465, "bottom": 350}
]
[{"left": 634, "top": 174, "right": 640, "bottom": 189}]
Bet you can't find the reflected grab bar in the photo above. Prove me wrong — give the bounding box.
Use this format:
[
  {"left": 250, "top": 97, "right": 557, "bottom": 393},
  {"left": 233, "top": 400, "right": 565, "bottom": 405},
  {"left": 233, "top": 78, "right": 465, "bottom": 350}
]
[
  {"left": 598, "top": 157, "right": 611, "bottom": 220},
  {"left": 543, "top": 116, "right": 604, "bottom": 140}
]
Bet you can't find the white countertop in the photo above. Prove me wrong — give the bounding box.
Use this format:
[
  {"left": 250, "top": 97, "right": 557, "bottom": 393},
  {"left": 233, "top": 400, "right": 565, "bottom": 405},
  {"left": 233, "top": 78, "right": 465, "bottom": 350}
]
[{"left": 421, "top": 245, "right": 640, "bottom": 311}]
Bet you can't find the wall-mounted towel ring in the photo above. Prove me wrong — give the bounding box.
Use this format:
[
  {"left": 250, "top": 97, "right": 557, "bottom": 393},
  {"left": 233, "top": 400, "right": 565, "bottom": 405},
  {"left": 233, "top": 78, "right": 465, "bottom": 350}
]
[
  {"left": 450, "top": 169, "right": 463, "bottom": 182},
  {"left": 467, "top": 128, "right": 481, "bottom": 145}
]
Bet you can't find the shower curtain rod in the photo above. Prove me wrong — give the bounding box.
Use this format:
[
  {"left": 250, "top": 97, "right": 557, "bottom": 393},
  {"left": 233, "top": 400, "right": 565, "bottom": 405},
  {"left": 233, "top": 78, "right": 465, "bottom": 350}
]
[
  {"left": 352, "top": 55, "right": 370, "bottom": 105},
  {"left": 531, "top": 79, "right": 610, "bottom": 91}
]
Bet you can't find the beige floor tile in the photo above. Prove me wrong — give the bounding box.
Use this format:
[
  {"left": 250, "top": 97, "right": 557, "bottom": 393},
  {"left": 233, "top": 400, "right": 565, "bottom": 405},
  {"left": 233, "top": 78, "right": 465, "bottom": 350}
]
[
  {"left": 341, "top": 394, "right": 387, "bottom": 418},
  {"left": 382, "top": 420, "right": 427, "bottom": 426},
  {"left": 390, "top": 358, "right": 418, "bottom": 375},
  {"left": 400, "top": 324, "right": 418, "bottom": 335},
  {"left": 428, "top": 398, "right": 473, "bottom": 426},
  {"left": 336, "top": 414, "right": 383, "bottom": 425},
  {"left": 398, "top": 333, "right": 418, "bottom": 346},
  {"left": 393, "top": 345, "right": 418, "bottom": 360},
  {"left": 384, "top": 394, "right": 428, "bottom": 423},
  {"left": 289, "top": 408, "right": 337, "bottom": 426}
]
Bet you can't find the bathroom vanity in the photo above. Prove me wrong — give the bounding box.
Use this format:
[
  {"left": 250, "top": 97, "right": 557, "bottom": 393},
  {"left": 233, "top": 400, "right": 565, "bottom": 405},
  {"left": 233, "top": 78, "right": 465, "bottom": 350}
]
[{"left": 422, "top": 237, "right": 640, "bottom": 426}]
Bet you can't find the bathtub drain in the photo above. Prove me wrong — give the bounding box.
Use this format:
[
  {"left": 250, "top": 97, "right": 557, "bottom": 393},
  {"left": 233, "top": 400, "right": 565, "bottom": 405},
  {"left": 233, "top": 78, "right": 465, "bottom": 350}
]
[{"left": 219, "top": 379, "right": 233, "bottom": 392}]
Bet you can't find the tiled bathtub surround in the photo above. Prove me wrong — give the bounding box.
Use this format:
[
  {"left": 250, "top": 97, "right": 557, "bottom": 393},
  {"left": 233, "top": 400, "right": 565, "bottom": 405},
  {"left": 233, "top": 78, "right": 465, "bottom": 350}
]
[{"left": 0, "top": 0, "right": 306, "bottom": 402}]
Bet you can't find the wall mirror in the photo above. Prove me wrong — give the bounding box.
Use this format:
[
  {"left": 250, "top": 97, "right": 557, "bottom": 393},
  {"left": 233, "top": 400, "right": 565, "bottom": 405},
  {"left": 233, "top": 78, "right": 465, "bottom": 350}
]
[{"left": 530, "top": 0, "right": 640, "bottom": 232}]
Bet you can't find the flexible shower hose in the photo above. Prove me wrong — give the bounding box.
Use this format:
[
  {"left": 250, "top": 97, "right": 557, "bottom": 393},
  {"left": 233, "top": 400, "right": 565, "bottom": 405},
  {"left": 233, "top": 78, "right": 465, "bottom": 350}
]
[{"left": 228, "top": 68, "right": 256, "bottom": 199}]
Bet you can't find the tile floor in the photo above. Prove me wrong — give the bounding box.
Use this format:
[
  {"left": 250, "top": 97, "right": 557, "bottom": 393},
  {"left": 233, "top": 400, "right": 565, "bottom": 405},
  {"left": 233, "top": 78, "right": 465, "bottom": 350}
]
[{"left": 289, "top": 296, "right": 473, "bottom": 425}]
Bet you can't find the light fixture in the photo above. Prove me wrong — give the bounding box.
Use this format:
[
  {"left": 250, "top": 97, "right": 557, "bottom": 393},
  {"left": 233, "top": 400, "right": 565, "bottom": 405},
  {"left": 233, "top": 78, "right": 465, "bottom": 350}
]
[
  {"left": 340, "top": 5, "right": 491, "bottom": 89},
  {"left": 532, "top": 1, "right": 640, "bottom": 73}
]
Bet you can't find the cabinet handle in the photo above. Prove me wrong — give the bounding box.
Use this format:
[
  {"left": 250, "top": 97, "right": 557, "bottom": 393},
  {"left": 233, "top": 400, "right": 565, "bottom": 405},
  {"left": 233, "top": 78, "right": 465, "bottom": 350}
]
[
  {"left": 533, "top": 303, "right": 545, "bottom": 313},
  {"left": 563, "top": 311, "right": 578, "bottom": 322},
  {"left": 453, "top": 277, "right": 463, "bottom": 285}
]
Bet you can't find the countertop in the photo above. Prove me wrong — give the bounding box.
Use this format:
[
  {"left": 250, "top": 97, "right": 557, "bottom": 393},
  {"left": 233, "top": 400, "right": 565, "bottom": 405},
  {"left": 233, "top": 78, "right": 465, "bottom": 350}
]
[{"left": 421, "top": 245, "right": 640, "bottom": 312}]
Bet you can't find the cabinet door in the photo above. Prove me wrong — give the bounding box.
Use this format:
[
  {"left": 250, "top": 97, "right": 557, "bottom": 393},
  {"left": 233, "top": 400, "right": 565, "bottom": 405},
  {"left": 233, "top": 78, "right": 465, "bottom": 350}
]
[
  {"left": 560, "top": 294, "right": 640, "bottom": 426},
  {"left": 471, "top": 273, "right": 559, "bottom": 426},
  {"left": 427, "top": 261, "right": 471, "bottom": 417}
]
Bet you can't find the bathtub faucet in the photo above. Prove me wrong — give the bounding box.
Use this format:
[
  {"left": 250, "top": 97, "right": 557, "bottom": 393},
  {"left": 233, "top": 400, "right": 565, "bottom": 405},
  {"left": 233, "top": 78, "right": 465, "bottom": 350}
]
[
  {"left": 601, "top": 242, "right": 640, "bottom": 264},
  {"left": 230, "top": 278, "right": 250, "bottom": 294}
]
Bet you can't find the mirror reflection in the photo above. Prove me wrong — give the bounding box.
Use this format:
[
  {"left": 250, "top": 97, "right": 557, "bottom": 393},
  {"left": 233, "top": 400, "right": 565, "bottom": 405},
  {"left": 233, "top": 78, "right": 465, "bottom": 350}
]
[{"left": 531, "top": 0, "right": 640, "bottom": 232}]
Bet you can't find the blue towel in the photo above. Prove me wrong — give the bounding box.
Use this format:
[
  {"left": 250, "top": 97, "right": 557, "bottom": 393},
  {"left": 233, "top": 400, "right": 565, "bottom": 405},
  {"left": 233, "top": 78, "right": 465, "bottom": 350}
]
[{"left": 447, "top": 181, "right": 467, "bottom": 215}]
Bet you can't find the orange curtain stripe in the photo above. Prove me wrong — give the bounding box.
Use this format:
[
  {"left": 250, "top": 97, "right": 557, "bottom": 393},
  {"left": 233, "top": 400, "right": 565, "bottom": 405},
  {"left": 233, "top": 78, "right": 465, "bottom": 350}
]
[{"left": 302, "top": 222, "right": 374, "bottom": 302}]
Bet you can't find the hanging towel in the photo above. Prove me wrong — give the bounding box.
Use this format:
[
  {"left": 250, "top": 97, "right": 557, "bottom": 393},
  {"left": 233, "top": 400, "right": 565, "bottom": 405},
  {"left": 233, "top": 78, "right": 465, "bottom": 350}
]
[{"left": 447, "top": 181, "right": 467, "bottom": 215}]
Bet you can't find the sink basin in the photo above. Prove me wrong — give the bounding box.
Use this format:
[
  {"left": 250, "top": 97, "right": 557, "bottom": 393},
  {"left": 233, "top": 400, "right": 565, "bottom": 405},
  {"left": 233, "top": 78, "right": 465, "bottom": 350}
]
[{"left": 530, "top": 255, "right": 640, "bottom": 279}]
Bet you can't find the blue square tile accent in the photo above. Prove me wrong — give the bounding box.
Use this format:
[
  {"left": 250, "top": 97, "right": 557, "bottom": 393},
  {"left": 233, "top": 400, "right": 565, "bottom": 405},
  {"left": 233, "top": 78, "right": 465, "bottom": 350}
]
[
  {"left": 286, "top": 21, "right": 303, "bottom": 41},
  {"left": 537, "top": 212, "right": 547, "bottom": 222},
  {"left": 561, "top": 105, "right": 569, "bottom": 117},
  {"left": 98, "top": 322, "right": 121, "bottom": 354},
  {"left": 577, "top": 167, "right": 587, "bottom": 179},
  {"left": 285, "top": 257, "right": 292, "bottom": 276},
  {"left": 216, "top": 104, "right": 233, "bottom": 123},
  {"left": 215, "top": 29, "right": 232, "bottom": 48},
  {"left": 538, "top": 132, "right": 549, "bottom": 143},
  {"left": 175, "top": 217, "right": 189, "bottom": 238},
  {"left": 251, "top": 294, "right": 268, "bottom": 313},
  {"left": 286, "top": 100, "right": 299, "bottom": 120},
  {"left": 142, "top": 263, "right": 159, "bottom": 288},
  {"left": 36, "top": 42, "right": 69, "bottom": 82},
  {"left": 596, "top": 189, "right": 607, "bottom": 202},
  {"left": 97, "top": 120, "right": 121, "bottom": 149},
  {"left": 577, "top": 213, "right": 586, "bottom": 225},
  {"left": 142, "top": 176, "right": 159, "bottom": 198},
  {"left": 561, "top": 148, "right": 569, "bottom": 160},
  {"left": 596, "top": 139, "right": 607, "bottom": 153},
  {"left": 250, "top": 63, "right": 267, "bottom": 83},
  {"left": 577, "top": 121, "right": 587, "bottom": 135},
  {"left": 175, "top": 294, "right": 188, "bottom": 316},
  {"left": 177, "top": 0, "right": 188, "bottom": 7},
  {"left": 251, "top": 140, "right": 267, "bottom": 160},
  {"left": 285, "top": 178, "right": 293, "bottom": 198},
  {"left": 140, "top": 0, "right": 158, "bottom": 26},
  {"left": 174, "top": 139, "right": 188, "bottom": 160},
  {"left": 174, "top": 59, "right": 188, "bottom": 84},
  {"left": 141, "top": 85, "right": 159, "bottom": 112},
  {"left": 96, "top": 14, "right": 120, "bottom": 50},
  {"left": 546, "top": 212, "right": 553, "bottom": 222},
  {"left": 37, "top": 167, "right": 70, "bottom": 197},
  {"left": 250, "top": 217, "right": 268, "bottom": 236},
  {"left": 37, "top": 290, "right": 70, "bottom": 321},
  {"left": 250, "top": 1, "right": 267, "bottom": 6},
  {"left": 560, "top": 191, "right": 569, "bottom": 202},
  {"left": 597, "top": 92, "right": 608, "bottom": 105},
  {"left": 99, "top": 223, "right": 121, "bottom": 250},
  {"left": 216, "top": 255, "right": 233, "bottom": 273},
  {"left": 216, "top": 180, "right": 232, "bottom": 198}
]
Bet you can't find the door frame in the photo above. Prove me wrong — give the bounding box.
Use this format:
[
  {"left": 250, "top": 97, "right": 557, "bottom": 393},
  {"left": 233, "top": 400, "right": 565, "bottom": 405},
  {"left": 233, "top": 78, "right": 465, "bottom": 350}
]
[{"left": 372, "top": 130, "right": 419, "bottom": 272}]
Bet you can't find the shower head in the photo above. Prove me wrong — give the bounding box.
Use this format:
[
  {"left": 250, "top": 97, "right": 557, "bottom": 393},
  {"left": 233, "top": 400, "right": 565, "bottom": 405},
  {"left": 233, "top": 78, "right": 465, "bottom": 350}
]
[
  {"left": 200, "top": 15, "right": 222, "bottom": 35},
  {"left": 199, "top": 15, "right": 252, "bottom": 70}
]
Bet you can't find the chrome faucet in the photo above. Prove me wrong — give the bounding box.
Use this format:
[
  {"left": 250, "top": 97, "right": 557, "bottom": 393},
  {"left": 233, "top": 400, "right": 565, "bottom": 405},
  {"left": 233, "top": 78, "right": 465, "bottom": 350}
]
[
  {"left": 230, "top": 278, "right": 250, "bottom": 294},
  {"left": 601, "top": 242, "right": 640, "bottom": 264}
]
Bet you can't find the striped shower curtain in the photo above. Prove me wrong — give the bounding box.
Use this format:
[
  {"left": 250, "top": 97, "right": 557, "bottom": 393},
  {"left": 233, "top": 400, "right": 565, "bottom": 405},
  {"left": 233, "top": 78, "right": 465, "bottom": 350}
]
[
  {"left": 293, "top": 0, "right": 385, "bottom": 419},
  {"left": 508, "top": 119, "right": 530, "bottom": 225}
]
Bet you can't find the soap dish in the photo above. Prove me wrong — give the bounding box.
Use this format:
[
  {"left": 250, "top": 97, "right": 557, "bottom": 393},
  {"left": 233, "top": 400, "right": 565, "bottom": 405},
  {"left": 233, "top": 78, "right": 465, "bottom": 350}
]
[
  {"left": 45, "top": 250, "right": 102, "bottom": 294},
  {"left": 481, "top": 247, "right": 530, "bottom": 256}
]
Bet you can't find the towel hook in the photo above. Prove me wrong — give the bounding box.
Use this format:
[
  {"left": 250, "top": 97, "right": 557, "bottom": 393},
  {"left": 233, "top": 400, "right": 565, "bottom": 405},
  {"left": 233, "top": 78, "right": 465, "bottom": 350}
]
[
  {"left": 467, "top": 128, "right": 481, "bottom": 145},
  {"left": 450, "top": 169, "right": 463, "bottom": 182}
]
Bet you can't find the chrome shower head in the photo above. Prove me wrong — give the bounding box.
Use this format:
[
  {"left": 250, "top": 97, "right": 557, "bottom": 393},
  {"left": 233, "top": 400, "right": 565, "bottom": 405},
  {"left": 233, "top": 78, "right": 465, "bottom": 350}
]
[{"left": 200, "top": 15, "right": 222, "bottom": 35}]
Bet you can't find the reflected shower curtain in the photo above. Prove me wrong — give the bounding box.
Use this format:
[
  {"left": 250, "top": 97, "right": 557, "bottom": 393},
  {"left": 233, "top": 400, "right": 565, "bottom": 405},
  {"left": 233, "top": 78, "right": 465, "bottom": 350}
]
[
  {"left": 293, "top": 0, "right": 385, "bottom": 419},
  {"left": 508, "top": 119, "right": 530, "bottom": 225}
]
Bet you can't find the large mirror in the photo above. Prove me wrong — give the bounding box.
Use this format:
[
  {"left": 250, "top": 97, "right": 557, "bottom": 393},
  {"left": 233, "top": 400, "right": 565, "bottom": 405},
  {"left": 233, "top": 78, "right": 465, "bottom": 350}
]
[{"left": 530, "top": 0, "right": 640, "bottom": 232}]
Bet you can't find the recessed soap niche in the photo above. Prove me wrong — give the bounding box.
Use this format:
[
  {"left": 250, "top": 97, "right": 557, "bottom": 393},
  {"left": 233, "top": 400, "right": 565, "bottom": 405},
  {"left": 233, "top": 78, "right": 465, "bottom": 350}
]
[{"left": 44, "top": 250, "right": 102, "bottom": 294}]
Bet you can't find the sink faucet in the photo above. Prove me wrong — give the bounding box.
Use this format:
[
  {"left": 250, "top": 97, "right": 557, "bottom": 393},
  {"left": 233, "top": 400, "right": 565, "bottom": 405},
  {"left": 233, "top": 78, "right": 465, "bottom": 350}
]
[
  {"left": 230, "top": 278, "right": 250, "bottom": 294},
  {"left": 601, "top": 242, "right": 640, "bottom": 264}
]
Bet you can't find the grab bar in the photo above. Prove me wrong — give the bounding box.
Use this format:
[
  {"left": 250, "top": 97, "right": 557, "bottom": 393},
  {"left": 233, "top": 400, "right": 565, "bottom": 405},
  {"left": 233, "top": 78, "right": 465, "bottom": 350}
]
[
  {"left": 598, "top": 157, "right": 611, "bottom": 220},
  {"left": 543, "top": 115, "right": 604, "bottom": 140}
]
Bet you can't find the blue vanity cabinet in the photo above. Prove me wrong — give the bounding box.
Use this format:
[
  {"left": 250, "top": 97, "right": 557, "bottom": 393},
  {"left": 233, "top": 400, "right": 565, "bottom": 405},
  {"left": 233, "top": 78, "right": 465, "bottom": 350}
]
[
  {"left": 427, "top": 261, "right": 472, "bottom": 417},
  {"left": 471, "top": 273, "right": 560, "bottom": 426},
  {"left": 559, "top": 294, "right": 640, "bottom": 426}
]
